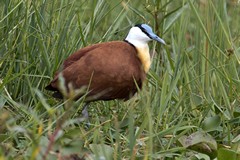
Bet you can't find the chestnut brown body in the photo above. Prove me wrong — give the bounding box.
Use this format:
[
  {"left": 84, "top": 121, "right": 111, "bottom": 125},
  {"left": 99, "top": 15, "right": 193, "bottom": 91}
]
[{"left": 45, "top": 41, "right": 146, "bottom": 101}]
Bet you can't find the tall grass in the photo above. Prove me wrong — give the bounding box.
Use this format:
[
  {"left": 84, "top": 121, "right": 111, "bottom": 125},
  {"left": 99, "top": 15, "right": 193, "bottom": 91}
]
[{"left": 0, "top": 0, "right": 240, "bottom": 159}]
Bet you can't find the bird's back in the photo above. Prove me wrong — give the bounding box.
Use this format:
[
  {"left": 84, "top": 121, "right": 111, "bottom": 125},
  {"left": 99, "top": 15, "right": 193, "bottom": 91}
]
[{"left": 46, "top": 41, "right": 146, "bottom": 101}]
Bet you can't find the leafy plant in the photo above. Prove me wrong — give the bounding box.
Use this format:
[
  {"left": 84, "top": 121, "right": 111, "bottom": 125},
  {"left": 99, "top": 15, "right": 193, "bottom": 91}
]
[{"left": 0, "top": 0, "right": 240, "bottom": 159}]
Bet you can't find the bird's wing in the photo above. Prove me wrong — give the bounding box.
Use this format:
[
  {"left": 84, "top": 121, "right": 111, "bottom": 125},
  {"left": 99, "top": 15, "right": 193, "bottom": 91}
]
[
  {"left": 47, "top": 41, "right": 145, "bottom": 101},
  {"left": 62, "top": 43, "right": 102, "bottom": 69}
]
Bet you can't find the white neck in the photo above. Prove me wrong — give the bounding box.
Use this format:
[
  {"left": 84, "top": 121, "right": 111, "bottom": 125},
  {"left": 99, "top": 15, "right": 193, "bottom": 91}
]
[
  {"left": 124, "top": 27, "right": 152, "bottom": 73},
  {"left": 125, "top": 39, "right": 151, "bottom": 73}
]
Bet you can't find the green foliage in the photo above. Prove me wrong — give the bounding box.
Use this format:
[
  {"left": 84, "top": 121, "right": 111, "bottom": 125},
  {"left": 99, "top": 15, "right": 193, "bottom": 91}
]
[{"left": 0, "top": 0, "right": 240, "bottom": 159}]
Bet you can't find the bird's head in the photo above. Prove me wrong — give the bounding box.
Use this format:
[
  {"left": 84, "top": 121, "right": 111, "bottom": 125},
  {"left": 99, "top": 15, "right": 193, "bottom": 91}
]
[{"left": 125, "top": 24, "right": 166, "bottom": 45}]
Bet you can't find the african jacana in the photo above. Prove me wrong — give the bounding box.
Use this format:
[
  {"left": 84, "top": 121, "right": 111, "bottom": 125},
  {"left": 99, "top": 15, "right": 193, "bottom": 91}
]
[{"left": 46, "top": 24, "right": 165, "bottom": 118}]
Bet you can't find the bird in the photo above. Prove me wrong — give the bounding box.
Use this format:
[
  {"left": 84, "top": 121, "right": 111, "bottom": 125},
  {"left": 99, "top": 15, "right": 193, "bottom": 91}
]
[{"left": 45, "top": 24, "right": 165, "bottom": 119}]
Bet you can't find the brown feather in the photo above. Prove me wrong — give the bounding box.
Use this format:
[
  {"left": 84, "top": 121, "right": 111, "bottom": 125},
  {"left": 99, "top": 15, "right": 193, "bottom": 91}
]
[{"left": 45, "top": 41, "right": 146, "bottom": 102}]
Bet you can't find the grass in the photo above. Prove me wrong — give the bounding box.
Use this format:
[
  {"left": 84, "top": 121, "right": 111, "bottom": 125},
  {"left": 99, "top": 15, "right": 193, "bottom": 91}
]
[{"left": 0, "top": 0, "right": 240, "bottom": 159}]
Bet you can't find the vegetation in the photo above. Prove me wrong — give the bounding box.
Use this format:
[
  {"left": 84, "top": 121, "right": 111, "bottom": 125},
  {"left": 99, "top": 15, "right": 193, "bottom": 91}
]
[{"left": 0, "top": 0, "right": 240, "bottom": 159}]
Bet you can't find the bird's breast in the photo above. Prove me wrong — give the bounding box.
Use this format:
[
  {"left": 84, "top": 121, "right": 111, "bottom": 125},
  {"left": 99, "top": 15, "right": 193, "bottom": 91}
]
[{"left": 135, "top": 45, "right": 151, "bottom": 73}]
